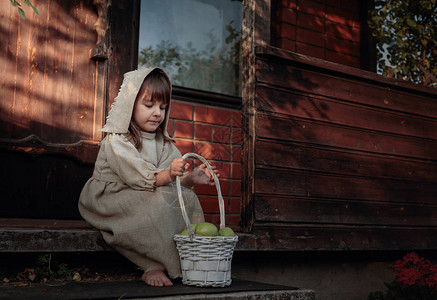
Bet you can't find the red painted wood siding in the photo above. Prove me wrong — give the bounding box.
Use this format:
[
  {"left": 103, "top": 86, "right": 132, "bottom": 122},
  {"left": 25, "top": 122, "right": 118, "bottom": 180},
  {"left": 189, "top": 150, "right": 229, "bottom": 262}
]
[
  {"left": 0, "top": 0, "right": 104, "bottom": 218},
  {"left": 244, "top": 46, "right": 437, "bottom": 251},
  {"left": 0, "top": 0, "right": 103, "bottom": 144}
]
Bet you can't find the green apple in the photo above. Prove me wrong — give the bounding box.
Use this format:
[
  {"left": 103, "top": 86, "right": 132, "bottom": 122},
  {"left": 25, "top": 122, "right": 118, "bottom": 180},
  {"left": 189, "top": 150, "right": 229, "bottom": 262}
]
[
  {"left": 195, "top": 222, "right": 218, "bottom": 236},
  {"left": 218, "top": 227, "right": 236, "bottom": 237},
  {"left": 180, "top": 224, "right": 197, "bottom": 235}
]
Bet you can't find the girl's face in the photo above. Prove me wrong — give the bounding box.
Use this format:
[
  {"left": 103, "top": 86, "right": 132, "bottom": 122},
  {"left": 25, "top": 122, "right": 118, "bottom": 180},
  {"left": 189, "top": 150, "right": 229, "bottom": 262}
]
[{"left": 132, "top": 96, "right": 167, "bottom": 132}]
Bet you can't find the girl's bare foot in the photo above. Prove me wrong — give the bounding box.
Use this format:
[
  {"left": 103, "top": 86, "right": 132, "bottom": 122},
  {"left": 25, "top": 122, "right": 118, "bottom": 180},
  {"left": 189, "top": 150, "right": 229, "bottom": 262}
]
[{"left": 141, "top": 270, "right": 173, "bottom": 287}]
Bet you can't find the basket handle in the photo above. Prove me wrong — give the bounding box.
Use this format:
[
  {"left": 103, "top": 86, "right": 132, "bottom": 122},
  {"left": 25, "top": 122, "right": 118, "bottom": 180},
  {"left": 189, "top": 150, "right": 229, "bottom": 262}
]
[{"left": 176, "top": 153, "right": 225, "bottom": 237}]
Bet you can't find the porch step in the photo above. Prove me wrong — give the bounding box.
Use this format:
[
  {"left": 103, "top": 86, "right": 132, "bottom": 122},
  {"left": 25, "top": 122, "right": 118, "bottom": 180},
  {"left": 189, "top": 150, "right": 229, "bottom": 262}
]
[
  {"left": 0, "top": 219, "right": 257, "bottom": 252},
  {"left": 0, "top": 279, "right": 315, "bottom": 300}
]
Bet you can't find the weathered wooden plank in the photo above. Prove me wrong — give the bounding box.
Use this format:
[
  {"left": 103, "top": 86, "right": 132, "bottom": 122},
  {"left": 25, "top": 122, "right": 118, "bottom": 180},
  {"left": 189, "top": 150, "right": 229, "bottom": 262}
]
[
  {"left": 255, "top": 58, "right": 437, "bottom": 119},
  {"left": 0, "top": 0, "right": 101, "bottom": 144},
  {"left": 0, "top": 1, "right": 107, "bottom": 219},
  {"left": 254, "top": 168, "right": 437, "bottom": 205},
  {"left": 256, "top": 85, "right": 437, "bottom": 140},
  {"left": 242, "top": 39, "right": 437, "bottom": 251},
  {"left": 252, "top": 225, "right": 437, "bottom": 251},
  {"left": 3, "top": 222, "right": 436, "bottom": 252},
  {"left": 256, "top": 45, "right": 437, "bottom": 96},
  {"left": 107, "top": 0, "right": 140, "bottom": 108},
  {"left": 0, "top": 134, "right": 100, "bottom": 164},
  {"left": 0, "top": 3, "right": 24, "bottom": 139},
  {"left": 0, "top": 219, "right": 257, "bottom": 252},
  {"left": 256, "top": 113, "right": 437, "bottom": 160},
  {"left": 253, "top": 195, "right": 437, "bottom": 226},
  {"left": 241, "top": 0, "right": 261, "bottom": 232},
  {"left": 41, "top": 1, "right": 97, "bottom": 143},
  {"left": 255, "top": 140, "right": 437, "bottom": 183}
]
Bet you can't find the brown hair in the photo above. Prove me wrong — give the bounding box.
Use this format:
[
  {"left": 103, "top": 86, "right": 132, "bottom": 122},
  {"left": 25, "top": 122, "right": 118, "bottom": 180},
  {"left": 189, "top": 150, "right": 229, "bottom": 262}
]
[{"left": 128, "top": 69, "right": 171, "bottom": 149}]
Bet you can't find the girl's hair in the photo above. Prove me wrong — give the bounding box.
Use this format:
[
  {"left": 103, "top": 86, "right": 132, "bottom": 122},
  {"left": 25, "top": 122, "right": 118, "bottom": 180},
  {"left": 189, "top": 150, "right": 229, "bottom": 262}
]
[{"left": 129, "top": 69, "right": 171, "bottom": 149}]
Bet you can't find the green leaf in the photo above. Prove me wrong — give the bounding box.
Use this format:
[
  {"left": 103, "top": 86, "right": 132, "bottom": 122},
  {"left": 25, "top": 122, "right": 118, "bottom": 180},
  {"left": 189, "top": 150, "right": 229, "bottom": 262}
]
[
  {"left": 18, "top": 7, "right": 25, "bottom": 19},
  {"left": 9, "top": 0, "right": 21, "bottom": 8},
  {"left": 23, "top": 0, "right": 39, "bottom": 15}
]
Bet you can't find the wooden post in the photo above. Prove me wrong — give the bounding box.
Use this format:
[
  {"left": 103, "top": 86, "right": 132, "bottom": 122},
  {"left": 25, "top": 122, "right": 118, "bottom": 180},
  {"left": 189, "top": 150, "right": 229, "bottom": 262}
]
[
  {"left": 91, "top": 0, "right": 111, "bottom": 141},
  {"left": 241, "top": 0, "right": 271, "bottom": 232}
]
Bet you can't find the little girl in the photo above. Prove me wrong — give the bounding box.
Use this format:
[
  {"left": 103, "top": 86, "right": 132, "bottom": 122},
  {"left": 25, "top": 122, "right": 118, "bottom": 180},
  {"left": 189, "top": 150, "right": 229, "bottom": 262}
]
[{"left": 79, "top": 68, "right": 216, "bottom": 287}]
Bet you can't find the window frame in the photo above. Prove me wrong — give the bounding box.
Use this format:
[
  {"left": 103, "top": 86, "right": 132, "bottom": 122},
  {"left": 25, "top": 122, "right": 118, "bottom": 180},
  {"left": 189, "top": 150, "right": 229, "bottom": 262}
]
[{"left": 136, "top": 0, "right": 243, "bottom": 107}]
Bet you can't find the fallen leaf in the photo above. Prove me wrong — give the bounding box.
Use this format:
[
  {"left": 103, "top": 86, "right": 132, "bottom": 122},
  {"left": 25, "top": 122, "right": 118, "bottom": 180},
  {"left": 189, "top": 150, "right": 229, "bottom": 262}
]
[
  {"left": 14, "top": 283, "right": 30, "bottom": 287},
  {"left": 47, "top": 282, "right": 67, "bottom": 287},
  {"left": 72, "top": 272, "right": 81, "bottom": 281},
  {"left": 28, "top": 271, "right": 36, "bottom": 282}
]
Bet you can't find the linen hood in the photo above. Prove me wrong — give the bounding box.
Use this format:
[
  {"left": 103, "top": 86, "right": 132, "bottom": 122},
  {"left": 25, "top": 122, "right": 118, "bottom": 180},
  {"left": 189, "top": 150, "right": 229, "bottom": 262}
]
[{"left": 100, "top": 68, "right": 172, "bottom": 136}]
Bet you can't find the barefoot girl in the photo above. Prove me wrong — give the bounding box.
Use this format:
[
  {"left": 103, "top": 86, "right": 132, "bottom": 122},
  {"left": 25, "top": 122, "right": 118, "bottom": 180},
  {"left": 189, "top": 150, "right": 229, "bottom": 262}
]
[{"left": 79, "top": 68, "right": 216, "bottom": 287}]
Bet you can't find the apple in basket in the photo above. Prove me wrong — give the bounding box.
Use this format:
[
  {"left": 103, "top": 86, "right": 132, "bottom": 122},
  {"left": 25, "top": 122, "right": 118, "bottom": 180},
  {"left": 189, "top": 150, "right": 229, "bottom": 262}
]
[
  {"left": 218, "top": 227, "right": 236, "bottom": 237},
  {"left": 194, "top": 222, "right": 219, "bottom": 236},
  {"left": 180, "top": 224, "right": 197, "bottom": 235}
]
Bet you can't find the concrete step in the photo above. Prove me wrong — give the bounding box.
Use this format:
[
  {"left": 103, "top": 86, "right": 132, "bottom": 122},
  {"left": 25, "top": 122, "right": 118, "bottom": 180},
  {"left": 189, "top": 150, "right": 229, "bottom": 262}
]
[{"left": 0, "top": 279, "right": 315, "bottom": 300}]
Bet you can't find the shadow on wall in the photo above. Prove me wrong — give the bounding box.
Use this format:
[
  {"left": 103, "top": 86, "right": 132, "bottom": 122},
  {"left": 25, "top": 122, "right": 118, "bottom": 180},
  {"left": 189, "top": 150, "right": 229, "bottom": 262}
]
[
  {"left": 0, "top": 0, "right": 102, "bottom": 144},
  {"left": 0, "top": 1, "right": 104, "bottom": 219}
]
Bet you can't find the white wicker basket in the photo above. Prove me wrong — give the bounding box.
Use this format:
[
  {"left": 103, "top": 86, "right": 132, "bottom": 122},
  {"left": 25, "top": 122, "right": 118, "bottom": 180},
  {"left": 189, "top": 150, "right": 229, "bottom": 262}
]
[{"left": 174, "top": 153, "right": 238, "bottom": 287}]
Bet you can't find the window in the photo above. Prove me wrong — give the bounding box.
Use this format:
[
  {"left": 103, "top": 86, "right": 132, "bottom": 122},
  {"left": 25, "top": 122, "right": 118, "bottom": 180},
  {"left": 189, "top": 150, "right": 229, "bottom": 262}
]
[{"left": 138, "top": 0, "right": 242, "bottom": 97}]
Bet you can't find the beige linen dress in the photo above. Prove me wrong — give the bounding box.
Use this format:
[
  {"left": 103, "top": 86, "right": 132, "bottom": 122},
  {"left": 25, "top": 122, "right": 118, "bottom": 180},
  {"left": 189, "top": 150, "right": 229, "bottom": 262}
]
[{"left": 78, "top": 68, "right": 204, "bottom": 278}]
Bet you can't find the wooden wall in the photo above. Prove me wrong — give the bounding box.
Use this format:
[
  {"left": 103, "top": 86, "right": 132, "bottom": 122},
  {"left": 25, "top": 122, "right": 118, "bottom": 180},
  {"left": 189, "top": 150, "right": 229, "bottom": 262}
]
[
  {"left": 2, "top": 0, "right": 436, "bottom": 257},
  {"left": 0, "top": 0, "right": 138, "bottom": 219},
  {"left": 242, "top": 44, "right": 437, "bottom": 251},
  {"left": 0, "top": 0, "right": 104, "bottom": 145}
]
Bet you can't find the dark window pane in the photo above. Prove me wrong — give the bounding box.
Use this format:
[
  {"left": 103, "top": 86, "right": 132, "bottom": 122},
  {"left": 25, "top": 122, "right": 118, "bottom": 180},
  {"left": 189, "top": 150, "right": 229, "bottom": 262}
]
[{"left": 139, "top": 0, "right": 242, "bottom": 96}]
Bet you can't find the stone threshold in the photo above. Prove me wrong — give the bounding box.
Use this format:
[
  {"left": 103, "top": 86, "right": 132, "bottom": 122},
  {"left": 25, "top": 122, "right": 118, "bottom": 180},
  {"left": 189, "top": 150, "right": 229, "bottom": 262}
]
[{"left": 0, "top": 279, "right": 315, "bottom": 300}]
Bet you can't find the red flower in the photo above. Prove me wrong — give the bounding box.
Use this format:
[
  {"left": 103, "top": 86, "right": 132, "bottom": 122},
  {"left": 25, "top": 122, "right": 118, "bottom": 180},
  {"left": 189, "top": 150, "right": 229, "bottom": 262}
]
[
  {"left": 392, "top": 252, "right": 437, "bottom": 288},
  {"left": 370, "top": 253, "right": 437, "bottom": 298},
  {"left": 393, "top": 252, "right": 421, "bottom": 270},
  {"left": 403, "top": 252, "right": 422, "bottom": 264},
  {"left": 396, "top": 267, "right": 422, "bottom": 286},
  {"left": 426, "top": 265, "right": 437, "bottom": 289}
]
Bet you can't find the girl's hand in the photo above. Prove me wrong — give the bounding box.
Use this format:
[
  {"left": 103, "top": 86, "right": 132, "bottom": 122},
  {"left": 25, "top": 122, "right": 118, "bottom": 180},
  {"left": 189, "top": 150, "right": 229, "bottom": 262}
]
[
  {"left": 170, "top": 158, "right": 189, "bottom": 180},
  {"left": 190, "top": 163, "right": 219, "bottom": 186},
  {"left": 155, "top": 158, "right": 189, "bottom": 187}
]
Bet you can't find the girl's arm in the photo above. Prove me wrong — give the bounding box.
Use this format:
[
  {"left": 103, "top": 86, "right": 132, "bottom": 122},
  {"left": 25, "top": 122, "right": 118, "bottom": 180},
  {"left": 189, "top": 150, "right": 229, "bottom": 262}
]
[
  {"left": 105, "top": 134, "right": 166, "bottom": 191},
  {"left": 154, "top": 170, "right": 173, "bottom": 187},
  {"left": 154, "top": 158, "right": 188, "bottom": 187}
]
